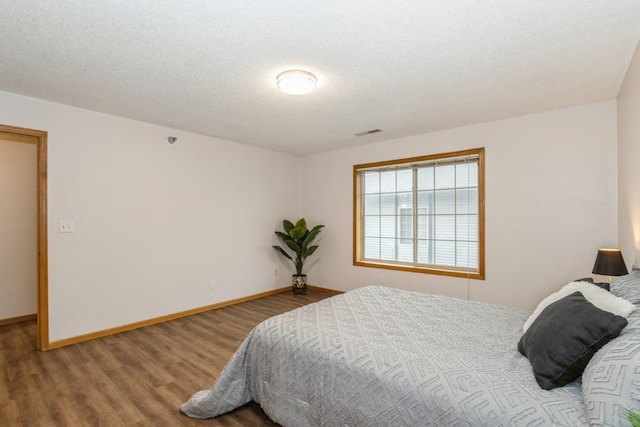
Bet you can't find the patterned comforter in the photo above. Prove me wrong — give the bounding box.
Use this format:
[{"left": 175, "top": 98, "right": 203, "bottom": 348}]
[{"left": 181, "top": 286, "right": 586, "bottom": 426}]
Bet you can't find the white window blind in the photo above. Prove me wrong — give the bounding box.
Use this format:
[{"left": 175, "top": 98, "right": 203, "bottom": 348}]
[{"left": 354, "top": 148, "right": 484, "bottom": 278}]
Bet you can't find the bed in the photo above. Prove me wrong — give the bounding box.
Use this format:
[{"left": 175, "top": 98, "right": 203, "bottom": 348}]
[{"left": 181, "top": 276, "right": 640, "bottom": 426}]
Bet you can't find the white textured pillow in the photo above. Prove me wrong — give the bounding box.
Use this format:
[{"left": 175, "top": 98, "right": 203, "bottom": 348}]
[
  {"left": 523, "top": 281, "right": 636, "bottom": 332},
  {"left": 610, "top": 270, "right": 640, "bottom": 304}
]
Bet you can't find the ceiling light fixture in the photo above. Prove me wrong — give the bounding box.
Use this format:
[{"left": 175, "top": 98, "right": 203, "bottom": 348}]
[{"left": 276, "top": 70, "right": 317, "bottom": 95}]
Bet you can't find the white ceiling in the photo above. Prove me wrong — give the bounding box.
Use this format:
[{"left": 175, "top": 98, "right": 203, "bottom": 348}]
[{"left": 1, "top": 1, "right": 639, "bottom": 156}]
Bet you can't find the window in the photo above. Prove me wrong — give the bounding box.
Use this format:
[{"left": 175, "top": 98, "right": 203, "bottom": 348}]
[{"left": 353, "top": 148, "right": 484, "bottom": 279}]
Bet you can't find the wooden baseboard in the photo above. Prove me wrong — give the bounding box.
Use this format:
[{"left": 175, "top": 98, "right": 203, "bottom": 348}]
[
  {"left": 0, "top": 313, "right": 37, "bottom": 327},
  {"left": 307, "top": 285, "right": 344, "bottom": 295},
  {"left": 47, "top": 285, "right": 341, "bottom": 350}
]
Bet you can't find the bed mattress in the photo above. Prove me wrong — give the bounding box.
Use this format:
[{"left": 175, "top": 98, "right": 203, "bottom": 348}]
[{"left": 181, "top": 285, "right": 586, "bottom": 426}]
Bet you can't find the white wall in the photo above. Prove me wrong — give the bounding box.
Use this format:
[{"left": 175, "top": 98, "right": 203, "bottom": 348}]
[
  {"left": 618, "top": 40, "right": 640, "bottom": 269},
  {"left": 0, "top": 84, "right": 623, "bottom": 341},
  {"left": 0, "top": 134, "right": 37, "bottom": 320},
  {"left": 0, "top": 90, "right": 301, "bottom": 342},
  {"left": 302, "top": 101, "right": 618, "bottom": 310}
]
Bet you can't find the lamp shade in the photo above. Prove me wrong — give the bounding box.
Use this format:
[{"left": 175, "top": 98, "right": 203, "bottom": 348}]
[{"left": 592, "top": 249, "right": 628, "bottom": 277}]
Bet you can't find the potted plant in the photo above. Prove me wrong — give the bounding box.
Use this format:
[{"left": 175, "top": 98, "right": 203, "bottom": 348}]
[{"left": 272, "top": 218, "right": 324, "bottom": 294}]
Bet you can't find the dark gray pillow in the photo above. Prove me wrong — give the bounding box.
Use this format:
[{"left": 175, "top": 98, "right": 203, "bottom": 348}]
[{"left": 518, "top": 291, "right": 627, "bottom": 390}]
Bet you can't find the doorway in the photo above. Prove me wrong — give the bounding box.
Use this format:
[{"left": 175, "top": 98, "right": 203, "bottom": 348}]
[{"left": 0, "top": 124, "right": 48, "bottom": 350}]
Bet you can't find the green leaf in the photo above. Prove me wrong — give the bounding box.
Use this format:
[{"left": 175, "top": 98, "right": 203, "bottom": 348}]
[
  {"left": 275, "top": 231, "right": 295, "bottom": 244},
  {"left": 302, "top": 227, "right": 322, "bottom": 247},
  {"left": 625, "top": 409, "right": 640, "bottom": 427},
  {"left": 283, "top": 220, "right": 294, "bottom": 233},
  {"left": 303, "top": 245, "right": 319, "bottom": 258},
  {"left": 284, "top": 239, "right": 301, "bottom": 253},
  {"left": 272, "top": 246, "right": 293, "bottom": 261},
  {"left": 294, "top": 218, "right": 307, "bottom": 231},
  {"left": 289, "top": 227, "right": 306, "bottom": 241}
]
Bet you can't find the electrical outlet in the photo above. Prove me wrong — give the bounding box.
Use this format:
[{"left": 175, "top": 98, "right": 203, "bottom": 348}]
[
  {"left": 209, "top": 279, "right": 216, "bottom": 289},
  {"left": 274, "top": 268, "right": 279, "bottom": 276}
]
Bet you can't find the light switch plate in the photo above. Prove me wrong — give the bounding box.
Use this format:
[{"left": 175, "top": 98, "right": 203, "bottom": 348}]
[{"left": 59, "top": 220, "right": 75, "bottom": 233}]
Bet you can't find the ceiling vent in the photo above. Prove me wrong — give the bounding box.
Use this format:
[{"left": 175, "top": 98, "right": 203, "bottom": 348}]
[{"left": 354, "top": 129, "right": 382, "bottom": 136}]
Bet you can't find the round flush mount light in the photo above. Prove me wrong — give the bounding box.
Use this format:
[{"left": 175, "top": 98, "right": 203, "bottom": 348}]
[{"left": 276, "top": 70, "right": 317, "bottom": 95}]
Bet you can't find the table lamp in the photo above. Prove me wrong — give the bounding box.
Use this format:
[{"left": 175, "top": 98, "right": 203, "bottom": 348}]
[{"left": 592, "top": 248, "right": 628, "bottom": 281}]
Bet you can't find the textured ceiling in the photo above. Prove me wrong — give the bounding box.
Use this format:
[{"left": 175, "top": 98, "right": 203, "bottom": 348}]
[{"left": 1, "top": 1, "right": 639, "bottom": 155}]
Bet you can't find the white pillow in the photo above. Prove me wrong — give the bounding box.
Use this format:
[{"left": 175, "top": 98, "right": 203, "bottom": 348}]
[{"left": 523, "top": 281, "right": 636, "bottom": 332}]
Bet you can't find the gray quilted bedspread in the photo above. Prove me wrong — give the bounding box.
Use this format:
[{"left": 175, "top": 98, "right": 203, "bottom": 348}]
[{"left": 181, "top": 286, "right": 586, "bottom": 426}]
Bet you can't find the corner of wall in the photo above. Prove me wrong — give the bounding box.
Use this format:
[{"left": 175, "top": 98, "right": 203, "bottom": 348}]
[{"left": 617, "top": 39, "right": 640, "bottom": 268}]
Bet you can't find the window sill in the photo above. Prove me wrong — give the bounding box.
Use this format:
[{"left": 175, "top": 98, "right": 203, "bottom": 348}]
[{"left": 353, "top": 259, "right": 485, "bottom": 280}]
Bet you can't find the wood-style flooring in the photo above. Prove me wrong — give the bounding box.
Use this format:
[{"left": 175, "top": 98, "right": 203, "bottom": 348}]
[{"left": 1, "top": 289, "right": 332, "bottom": 426}]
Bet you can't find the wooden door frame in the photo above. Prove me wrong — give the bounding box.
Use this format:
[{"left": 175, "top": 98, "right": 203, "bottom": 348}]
[{"left": 0, "top": 124, "right": 48, "bottom": 350}]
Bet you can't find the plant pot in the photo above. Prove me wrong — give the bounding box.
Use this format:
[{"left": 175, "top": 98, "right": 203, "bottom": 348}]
[{"left": 292, "top": 274, "right": 307, "bottom": 295}]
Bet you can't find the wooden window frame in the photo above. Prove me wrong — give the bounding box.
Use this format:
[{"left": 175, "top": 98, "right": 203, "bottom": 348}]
[{"left": 353, "top": 148, "right": 485, "bottom": 280}]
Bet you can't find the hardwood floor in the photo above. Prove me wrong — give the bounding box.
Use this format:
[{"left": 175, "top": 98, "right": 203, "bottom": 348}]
[{"left": 0, "top": 289, "right": 333, "bottom": 426}]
